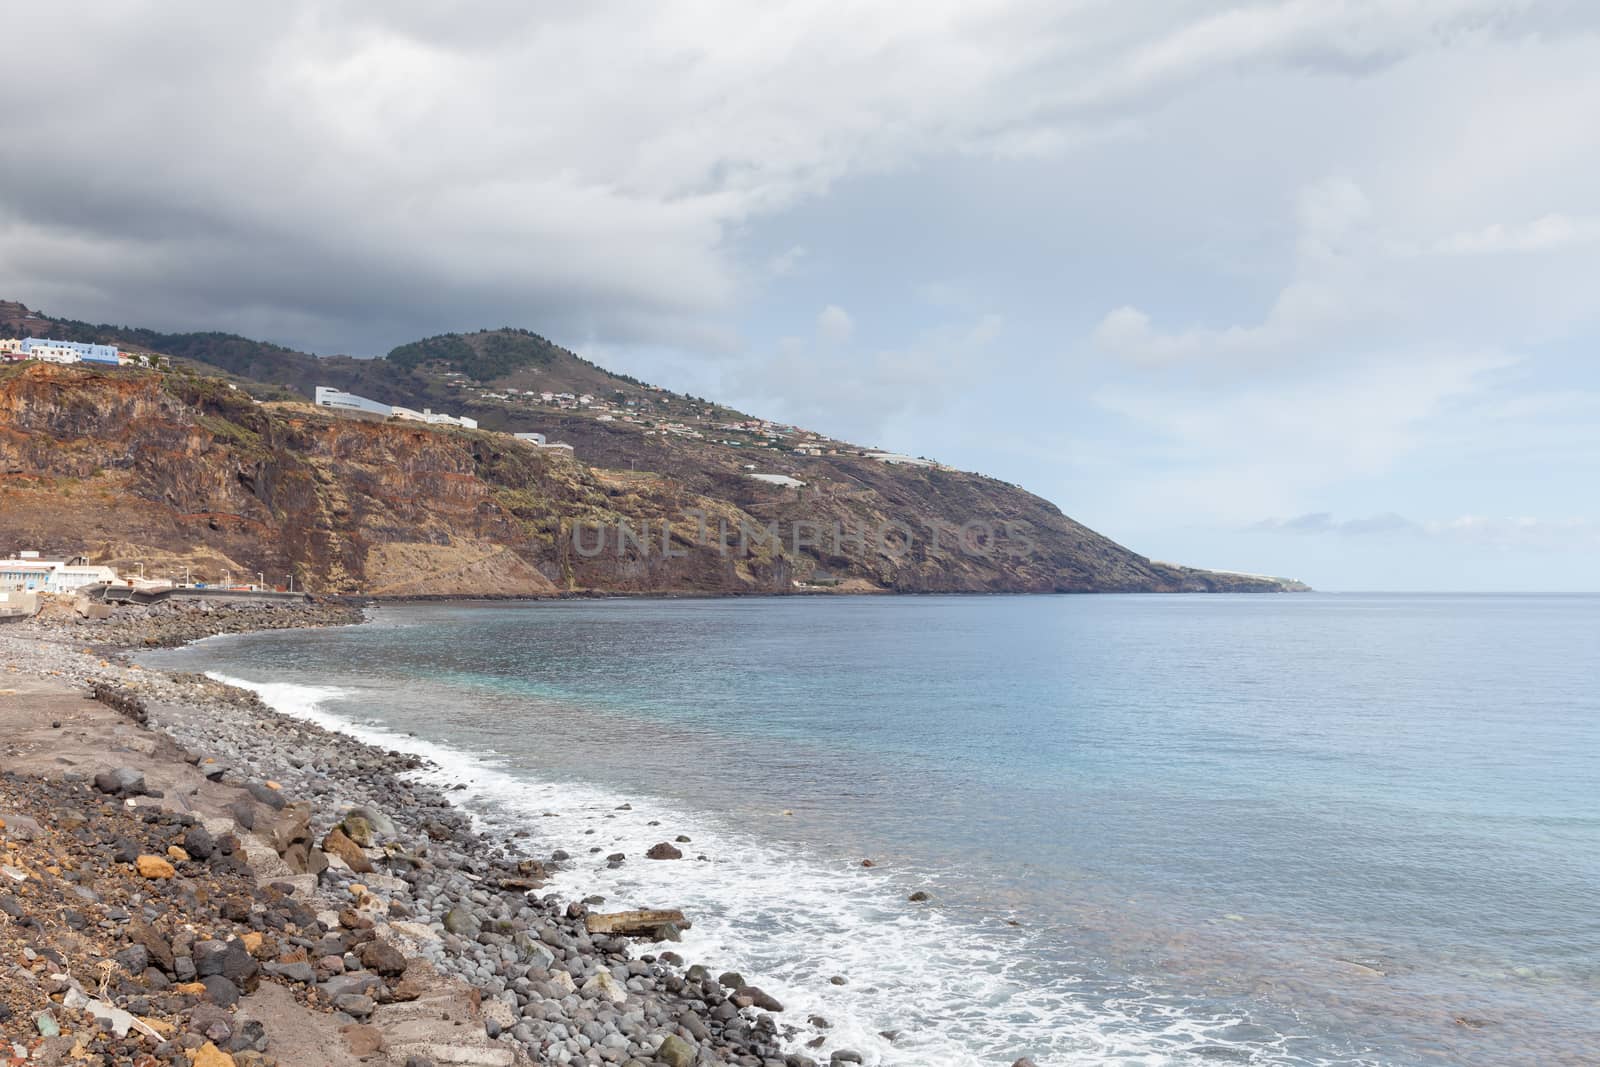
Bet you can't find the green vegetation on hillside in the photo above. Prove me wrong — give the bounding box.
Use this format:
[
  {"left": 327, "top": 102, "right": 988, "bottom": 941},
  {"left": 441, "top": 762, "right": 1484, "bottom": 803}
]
[
  {"left": 385, "top": 333, "right": 475, "bottom": 371},
  {"left": 388, "top": 329, "right": 562, "bottom": 381}
]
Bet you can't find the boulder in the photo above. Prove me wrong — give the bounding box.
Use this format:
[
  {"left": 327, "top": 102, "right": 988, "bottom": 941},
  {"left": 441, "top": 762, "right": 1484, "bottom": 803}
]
[
  {"left": 332, "top": 993, "right": 375, "bottom": 1019},
  {"left": 322, "top": 827, "right": 374, "bottom": 874},
  {"left": 339, "top": 813, "right": 375, "bottom": 847},
  {"left": 657, "top": 1034, "right": 697, "bottom": 1067},
  {"left": 441, "top": 906, "right": 480, "bottom": 937},
  {"left": 358, "top": 940, "right": 408, "bottom": 977},
  {"left": 183, "top": 825, "right": 217, "bottom": 860},
  {"left": 93, "top": 767, "right": 147, "bottom": 797},
  {"left": 135, "top": 855, "right": 176, "bottom": 880},
  {"left": 579, "top": 969, "right": 626, "bottom": 1004},
  {"left": 192, "top": 1042, "right": 236, "bottom": 1067},
  {"left": 735, "top": 986, "right": 784, "bottom": 1012},
  {"left": 645, "top": 842, "right": 683, "bottom": 860}
]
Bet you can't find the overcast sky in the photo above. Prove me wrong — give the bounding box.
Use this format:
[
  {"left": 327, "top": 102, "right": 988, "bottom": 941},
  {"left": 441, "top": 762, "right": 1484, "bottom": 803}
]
[{"left": 4, "top": 2, "right": 1599, "bottom": 590}]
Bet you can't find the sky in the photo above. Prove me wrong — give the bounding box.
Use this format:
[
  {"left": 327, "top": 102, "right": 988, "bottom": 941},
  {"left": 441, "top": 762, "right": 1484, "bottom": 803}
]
[{"left": 3, "top": 1, "right": 1599, "bottom": 591}]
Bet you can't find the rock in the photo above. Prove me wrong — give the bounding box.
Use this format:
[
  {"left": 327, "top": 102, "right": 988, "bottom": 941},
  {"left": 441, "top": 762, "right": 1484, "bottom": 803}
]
[
  {"left": 131, "top": 920, "right": 176, "bottom": 974},
  {"left": 332, "top": 992, "right": 375, "bottom": 1018},
  {"left": 263, "top": 961, "right": 315, "bottom": 984},
  {"left": 442, "top": 906, "right": 480, "bottom": 937},
  {"left": 359, "top": 940, "right": 408, "bottom": 977},
  {"left": 322, "top": 826, "right": 374, "bottom": 874},
  {"left": 736, "top": 986, "right": 784, "bottom": 1012},
  {"left": 200, "top": 975, "right": 241, "bottom": 1007},
  {"left": 830, "top": 1053, "right": 864, "bottom": 1065},
  {"left": 35, "top": 1011, "right": 60, "bottom": 1037},
  {"left": 93, "top": 767, "right": 147, "bottom": 797},
  {"left": 193, "top": 1041, "right": 237, "bottom": 1067},
  {"left": 718, "top": 972, "right": 746, "bottom": 990},
  {"left": 228, "top": 798, "right": 256, "bottom": 830},
  {"left": 657, "top": 1033, "right": 697, "bottom": 1067},
  {"left": 195, "top": 939, "right": 259, "bottom": 986},
  {"left": 340, "top": 813, "right": 374, "bottom": 847},
  {"left": 1011, "top": 1059, "right": 1039, "bottom": 1067},
  {"left": 342, "top": 1023, "right": 385, "bottom": 1057},
  {"left": 348, "top": 804, "right": 397, "bottom": 837},
  {"left": 247, "top": 781, "right": 288, "bottom": 810},
  {"left": 183, "top": 825, "right": 217, "bottom": 860},
  {"left": 189, "top": 1003, "right": 235, "bottom": 1043},
  {"left": 229, "top": 1018, "right": 267, "bottom": 1054},
  {"left": 136, "top": 854, "right": 176, "bottom": 879},
  {"left": 320, "top": 973, "right": 382, "bottom": 1000},
  {"left": 580, "top": 969, "right": 627, "bottom": 1004},
  {"left": 585, "top": 909, "right": 687, "bottom": 936},
  {"left": 909, "top": 891, "right": 931, "bottom": 902},
  {"left": 645, "top": 842, "right": 683, "bottom": 860},
  {"left": 114, "top": 944, "right": 150, "bottom": 975}
]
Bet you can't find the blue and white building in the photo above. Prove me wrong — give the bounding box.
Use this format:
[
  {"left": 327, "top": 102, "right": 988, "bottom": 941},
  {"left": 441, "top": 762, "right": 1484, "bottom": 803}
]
[{"left": 21, "top": 338, "right": 120, "bottom": 364}]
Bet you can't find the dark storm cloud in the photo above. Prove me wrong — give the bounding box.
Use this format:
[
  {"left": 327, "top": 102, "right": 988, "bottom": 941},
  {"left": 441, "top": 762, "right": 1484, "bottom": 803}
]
[{"left": 0, "top": 0, "right": 1561, "bottom": 355}]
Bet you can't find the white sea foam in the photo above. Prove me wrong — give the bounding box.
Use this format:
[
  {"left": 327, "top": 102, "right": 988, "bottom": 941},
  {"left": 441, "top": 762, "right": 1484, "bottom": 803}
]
[{"left": 214, "top": 672, "right": 1320, "bottom": 1067}]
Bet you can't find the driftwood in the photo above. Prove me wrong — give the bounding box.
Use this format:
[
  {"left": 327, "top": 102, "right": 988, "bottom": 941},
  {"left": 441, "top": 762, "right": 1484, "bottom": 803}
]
[{"left": 584, "top": 909, "right": 688, "bottom": 936}]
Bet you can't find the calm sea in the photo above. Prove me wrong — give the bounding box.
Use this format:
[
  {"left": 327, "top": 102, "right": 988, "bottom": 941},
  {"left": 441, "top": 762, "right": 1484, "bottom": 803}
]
[{"left": 144, "top": 594, "right": 1600, "bottom": 1065}]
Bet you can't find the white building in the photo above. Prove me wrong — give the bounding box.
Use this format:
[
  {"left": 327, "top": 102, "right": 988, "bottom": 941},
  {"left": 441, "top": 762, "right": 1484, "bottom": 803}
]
[
  {"left": 0, "top": 556, "right": 120, "bottom": 592},
  {"left": 864, "top": 451, "right": 937, "bottom": 468},
  {"left": 21, "top": 338, "right": 119, "bottom": 364},
  {"left": 315, "top": 386, "right": 476, "bottom": 428},
  {"left": 23, "top": 345, "right": 79, "bottom": 364},
  {"left": 0, "top": 339, "right": 21, "bottom": 355},
  {"left": 422, "top": 408, "right": 479, "bottom": 429},
  {"left": 314, "top": 386, "right": 391, "bottom": 416}
]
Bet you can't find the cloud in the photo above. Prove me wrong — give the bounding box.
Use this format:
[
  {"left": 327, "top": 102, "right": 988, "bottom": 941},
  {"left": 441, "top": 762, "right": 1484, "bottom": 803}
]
[
  {"left": 1253, "top": 512, "right": 1417, "bottom": 535},
  {"left": 0, "top": 1, "right": 1562, "bottom": 355},
  {"left": 1420, "top": 213, "right": 1600, "bottom": 256},
  {"left": 1089, "top": 348, "right": 1516, "bottom": 521},
  {"left": 728, "top": 310, "right": 1005, "bottom": 447},
  {"left": 817, "top": 305, "right": 855, "bottom": 344},
  {"left": 1253, "top": 512, "right": 1600, "bottom": 549},
  {"left": 767, "top": 245, "right": 808, "bottom": 277}
]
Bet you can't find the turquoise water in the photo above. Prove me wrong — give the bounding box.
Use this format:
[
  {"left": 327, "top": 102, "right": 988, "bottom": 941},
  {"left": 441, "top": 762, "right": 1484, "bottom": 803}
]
[{"left": 146, "top": 594, "right": 1600, "bottom": 1065}]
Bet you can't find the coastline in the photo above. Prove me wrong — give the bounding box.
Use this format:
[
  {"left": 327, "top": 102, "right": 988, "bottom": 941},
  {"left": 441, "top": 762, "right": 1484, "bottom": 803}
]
[{"left": 0, "top": 602, "right": 855, "bottom": 1066}]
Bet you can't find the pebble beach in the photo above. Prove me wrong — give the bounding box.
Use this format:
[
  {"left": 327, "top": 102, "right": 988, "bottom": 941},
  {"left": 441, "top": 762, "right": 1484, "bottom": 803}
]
[{"left": 0, "top": 600, "right": 881, "bottom": 1067}]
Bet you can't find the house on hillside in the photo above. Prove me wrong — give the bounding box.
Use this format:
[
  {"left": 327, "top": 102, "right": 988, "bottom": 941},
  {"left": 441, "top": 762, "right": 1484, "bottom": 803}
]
[
  {"left": 20, "top": 344, "right": 79, "bottom": 364},
  {"left": 314, "top": 386, "right": 392, "bottom": 416},
  {"left": 0, "top": 553, "right": 120, "bottom": 592},
  {"left": 22, "top": 338, "right": 119, "bottom": 364}
]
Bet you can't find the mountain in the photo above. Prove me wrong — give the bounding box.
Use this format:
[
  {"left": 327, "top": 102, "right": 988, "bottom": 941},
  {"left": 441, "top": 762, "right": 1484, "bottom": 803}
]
[{"left": 0, "top": 301, "right": 1307, "bottom": 596}]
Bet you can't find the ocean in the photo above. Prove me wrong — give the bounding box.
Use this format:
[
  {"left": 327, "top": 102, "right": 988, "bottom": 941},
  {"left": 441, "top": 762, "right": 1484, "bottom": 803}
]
[{"left": 142, "top": 593, "right": 1600, "bottom": 1065}]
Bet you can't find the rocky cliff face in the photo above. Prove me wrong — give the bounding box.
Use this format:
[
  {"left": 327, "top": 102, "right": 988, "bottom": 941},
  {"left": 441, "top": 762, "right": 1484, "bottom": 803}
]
[{"left": 0, "top": 365, "right": 1305, "bottom": 595}]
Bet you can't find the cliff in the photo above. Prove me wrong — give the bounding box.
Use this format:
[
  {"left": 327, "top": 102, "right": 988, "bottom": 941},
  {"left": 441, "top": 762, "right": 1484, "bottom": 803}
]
[{"left": 0, "top": 364, "right": 1305, "bottom": 595}]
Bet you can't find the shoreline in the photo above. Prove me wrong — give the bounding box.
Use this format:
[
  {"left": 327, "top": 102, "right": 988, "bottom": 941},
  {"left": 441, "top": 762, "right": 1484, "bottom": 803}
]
[{"left": 0, "top": 601, "right": 863, "bottom": 1066}]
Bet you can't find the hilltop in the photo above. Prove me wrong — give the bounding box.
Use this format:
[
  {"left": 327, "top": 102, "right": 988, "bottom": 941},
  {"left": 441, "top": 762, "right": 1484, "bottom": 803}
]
[{"left": 0, "top": 302, "right": 1307, "bottom": 596}]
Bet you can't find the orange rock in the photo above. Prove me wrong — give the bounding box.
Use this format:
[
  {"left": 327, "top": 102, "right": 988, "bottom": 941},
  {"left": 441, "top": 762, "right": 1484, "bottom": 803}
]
[
  {"left": 136, "top": 855, "right": 176, "bottom": 879},
  {"left": 264, "top": 781, "right": 282, "bottom": 791},
  {"left": 240, "top": 931, "right": 265, "bottom": 956},
  {"left": 175, "top": 982, "right": 208, "bottom": 996},
  {"left": 192, "top": 1041, "right": 236, "bottom": 1067},
  {"left": 167, "top": 845, "right": 191, "bottom": 863}
]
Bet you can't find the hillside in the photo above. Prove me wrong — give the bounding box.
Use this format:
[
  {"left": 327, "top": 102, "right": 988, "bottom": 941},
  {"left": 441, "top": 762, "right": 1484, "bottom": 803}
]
[{"left": 0, "top": 303, "right": 1307, "bottom": 596}]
